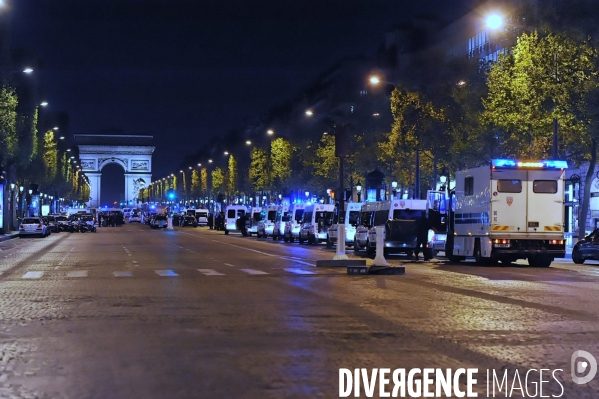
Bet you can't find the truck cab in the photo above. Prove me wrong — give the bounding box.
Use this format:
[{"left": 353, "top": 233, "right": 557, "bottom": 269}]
[
  {"left": 283, "top": 204, "right": 306, "bottom": 243},
  {"left": 327, "top": 202, "right": 362, "bottom": 248},
  {"left": 194, "top": 208, "right": 210, "bottom": 227}
]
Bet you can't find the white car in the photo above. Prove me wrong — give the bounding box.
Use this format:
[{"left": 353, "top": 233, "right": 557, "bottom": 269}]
[
  {"left": 19, "top": 217, "right": 50, "bottom": 237},
  {"left": 129, "top": 212, "right": 142, "bottom": 223}
]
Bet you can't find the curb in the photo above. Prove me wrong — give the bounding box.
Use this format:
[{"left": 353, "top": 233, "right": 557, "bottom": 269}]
[
  {"left": 316, "top": 259, "right": 366, "bottom": 267},
  {"left": 0, "top": 233, "right": 19, "bottom": 243}
]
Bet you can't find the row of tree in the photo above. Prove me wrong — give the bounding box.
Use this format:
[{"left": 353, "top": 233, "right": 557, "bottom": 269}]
[{"left": 0, "top": 84, "right": 89, "bottom": 208}]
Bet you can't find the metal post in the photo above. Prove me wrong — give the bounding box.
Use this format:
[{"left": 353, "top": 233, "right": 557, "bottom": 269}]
[
  {"left": 338, "top": 156, "right": 344, "bottom": 219},
  {"left": 415, "top": 149, "right": 421, "bottom": 199},
  {"left": 373, "top": 226, "right": 388, "bottom": 266},
  {"left": 334, "top": 224, "right": 348, "bottom": 260}
]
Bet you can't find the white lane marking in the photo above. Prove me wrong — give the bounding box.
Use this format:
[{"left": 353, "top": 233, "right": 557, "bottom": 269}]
[
  {"left": 197, "top": 269, "right": 225, "bottom": 276},
  {"left": 155, "top": 269, "right": 178, "bottom": 277},
  {"left": 22, "top": 271, "right": 43, "bottom": 279},
  {"left": 224, "top": 263, "right": 235, "bottom": 267},
  {"left": 211, "top": 240, "right": 278, "bottom": 257},
  {"left": 239, "top": 269, "right": 269, "bottom": 275},
  {"left": 67, "top": 270, "right": 88, "bottom": 278},
  {"left": 114, "top": 271, "right": 133, "bottom": 277},
  {"left": 284, "top": 268, "right": 316, "bottom": 275},
  {"left": 280, "top": 257, "right": 316, "bottom": 267},
  {"left": 128, "top": 254, "right": 132, "bottom": 256},
  {"left": 132, "top": 261, "right": 138, "bottom": 264}
]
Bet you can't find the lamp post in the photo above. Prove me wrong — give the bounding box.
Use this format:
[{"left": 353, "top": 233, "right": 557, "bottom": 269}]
[
  {"left": 391, "top": 181, "right": 398, "bottom": 200},
  {"left": 27, "top": 189, "right": 32, "bottom": 217},
  {"left": 356, "top": 182, "right": 362, "bottom": 202},
  {"left": 18, "top": 186, "right": 24, "bottom": 218}
]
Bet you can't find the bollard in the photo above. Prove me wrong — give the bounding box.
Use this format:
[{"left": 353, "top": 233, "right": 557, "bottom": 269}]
[
  {"left": 373, "top": 225, "right": 388, "bottom": 266},
  {"left": 334, "top": 224, "right": 348, "bottom": 260},
  {"left": 166, "top": 216, "right": 174, "bottom": 231}
]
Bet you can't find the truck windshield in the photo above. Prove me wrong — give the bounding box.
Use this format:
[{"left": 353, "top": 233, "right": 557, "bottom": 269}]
[
  {"left": 348, "top": 211, "right": 360, "bottom": 226},
  {"left": 392, "top": 209, "right": 423, "bottom": 220},
  {"left": 294, "top": 210, "right": 304, "bottom": 223}
]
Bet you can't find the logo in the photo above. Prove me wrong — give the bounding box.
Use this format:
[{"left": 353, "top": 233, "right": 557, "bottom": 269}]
[
  {"left": 399, "top": 201, "right": 405, "bottom": 208},
  {"left": 571, "top": 350, "right": 597, "bottom": 384},
  {"left": 506, "top": 196, "right": 513, "bottom": 206},
  {"left": 493, "top": 191, "right": 498, "bottom": 197}
]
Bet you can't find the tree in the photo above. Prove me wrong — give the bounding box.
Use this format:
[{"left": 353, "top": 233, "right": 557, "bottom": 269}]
[
  {"left": 212, "top": 167, "right": 225, "bottom": 193},
  {"left": 249, "top": 147, "right": 271, "bottom": 193},
  {"left": 270, "top": 137, "right": 294, "bottom": 193},
  {"left": 42, "top": 129, "right": 58, "bottom": 183},
  {"left": 483, "top": 30, "right": 599, "bottom": 238},
  {"left": 0, "top": 86, "right": 18, "bottom": 169},
  {"left": 200, "top": 168, "right": 208, "bottom": 196},
  {"left": 227, "top": 154, "right": 238, "bottom": 196},
  {"left": 191, "top": 169, "right": 200, "bottom": 195},
  {"left": 303, "top": 134, "right": 337, "bottom": 193}
]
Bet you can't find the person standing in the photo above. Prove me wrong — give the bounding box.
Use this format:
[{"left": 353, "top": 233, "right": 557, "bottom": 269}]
[{"left": 414, "top": 212, "right": 431, "bottom": 261}]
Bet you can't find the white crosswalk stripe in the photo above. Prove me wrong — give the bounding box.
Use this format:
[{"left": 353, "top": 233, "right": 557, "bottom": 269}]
[
  {"left": 197, "top": 269, "right": 225, "bottom": 276},
  {"left": 67, "top": 271, "right": 88, "bottom": 278},
  {"left": 155, "top": 269, "right": 179, "bottom": 277},
  {"left": 239, "top": 269, "right": 269, "bottom": 275},
  {"left": 284, "top": 268, "right": 315, "bottom": 275},
  {"left": 22, "top": 271, "right": 43, "bottom": 279},
  {"left": 113, "top": 271, "right": 133, "bottom": 277}
]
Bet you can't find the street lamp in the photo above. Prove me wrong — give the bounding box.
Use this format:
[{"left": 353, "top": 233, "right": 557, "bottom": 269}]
[{"left": 356, "top": 182, "right": 362, "bottom": 202}]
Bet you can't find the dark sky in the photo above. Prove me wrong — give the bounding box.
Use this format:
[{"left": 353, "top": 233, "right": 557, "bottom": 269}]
[{"left": 9, "top": 0, "right": 476, "bottom": 183}]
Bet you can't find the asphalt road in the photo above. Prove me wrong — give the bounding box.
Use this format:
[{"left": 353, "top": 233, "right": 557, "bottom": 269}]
[{"left": 0, "top": 224, "right": 597, "bottom": 398}]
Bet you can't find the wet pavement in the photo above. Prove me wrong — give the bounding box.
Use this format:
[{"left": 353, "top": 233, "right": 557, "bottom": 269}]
[{"left": 0, "top": 225, "right": 596, "bottom": 398}]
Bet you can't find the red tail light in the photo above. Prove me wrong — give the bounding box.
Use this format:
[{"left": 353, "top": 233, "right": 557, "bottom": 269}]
[{"left": 38, "top": 224, "right": 43, "bottom": 228}]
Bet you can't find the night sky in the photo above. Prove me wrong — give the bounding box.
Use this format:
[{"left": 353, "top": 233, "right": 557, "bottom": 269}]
[{"left": 8, "top": 0, "right": 476, "bottom": 203}]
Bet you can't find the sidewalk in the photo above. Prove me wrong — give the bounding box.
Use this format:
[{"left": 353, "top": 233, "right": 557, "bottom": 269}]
[{"left": 0, "top": 232, "right": 19, "bottom": 243}]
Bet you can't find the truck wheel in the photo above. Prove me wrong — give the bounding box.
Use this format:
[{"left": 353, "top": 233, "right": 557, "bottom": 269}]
[
  {"left": 308, "top": 235, "right": 315, "bottom": 245},
  {"left": 528, "top": 255, "right": 552, "bottom": 268},
  {"left": 474, "top": 242, "right": 486, "bottom": 266},
  {"left": 572, "top": 247, "right": 585, "bottom": 264},
  {"left": 326, "top": 236, "right": 333, "bottom": 249},
  {"left": 354, "top": 242, "right": 362, "bottom": 254},
  {"left": 283, "top": 235, "right": 289, "bottom": 243}
]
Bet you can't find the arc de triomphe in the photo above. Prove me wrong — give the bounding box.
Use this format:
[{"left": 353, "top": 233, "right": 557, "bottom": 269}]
[{"left": 75, "top": 134, "right": 155, "bottom": 208}]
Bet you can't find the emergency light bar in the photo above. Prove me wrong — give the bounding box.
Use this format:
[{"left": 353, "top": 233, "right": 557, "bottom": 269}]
[{"left": 492, "top": 159, "right": 568, "bottom": 169}]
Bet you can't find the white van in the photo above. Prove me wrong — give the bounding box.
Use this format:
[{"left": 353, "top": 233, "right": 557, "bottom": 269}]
[
  {"left": 353, "top": 202, "right": 377, "bottom": 253},
  {"left": 366, "top": 199, "right": 428, "bottom": 256},
  {"left": 326, "top": 202, "right": 362, "bottom": 248},
  {"left": 283, "top": 203, "right": 306, "bottom": 243},
  {"left": 299, "top": 203, "right": 336, "bottom": 245},
  {"left": 246, "top": 207, "right": 263, "bottom": 236},
  {"left": 224, "top": 205, "right": 247, "bottom": 235},
  {"left": 194, "top": 208, "right": 210, "bottom": 227},
  {"left": 256, "top": 205, "right": 278, "bottom": 238},
  {"left": 271, "top": 205, "right": 290, "bottom": 240}
]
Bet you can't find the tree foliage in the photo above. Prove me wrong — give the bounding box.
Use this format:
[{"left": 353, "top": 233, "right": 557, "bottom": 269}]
[
  {"left": 42, "top": 130, "right": 58, "bottom": 183},
  {"left": 228, "top": 154, "right": 238, "bottom": 195},
  {"left": 212, "top": 167, "right": 225, "bottom": 192},
  {"left": 249, "top": 147, "right": 271, "bottom": 192},
  {"left": 270, "top": 137, "right": 294, "bottom": 192},
  {"left": 0, "top": 86, "right": 18, "bottom": 167}
]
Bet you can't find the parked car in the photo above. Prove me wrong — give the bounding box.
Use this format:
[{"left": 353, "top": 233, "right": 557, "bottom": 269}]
[
  {"left": 180, "top": 216, "right": 198, "bottom": 228},
  {"left": 45, "top": 215, "right": 60, "bottom": 233},
  {"left": 54, "top": 215, "right": 70, "bottom": 232},
  {"left": 19, "top": 217, "right": 49, "bottom": 237},
  {"left": 572, "top": 228, "right": 599, "bottom": 264}
]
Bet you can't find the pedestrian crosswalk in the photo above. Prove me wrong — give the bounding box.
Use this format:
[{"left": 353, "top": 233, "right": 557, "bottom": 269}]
[{"left": 9, "top": 267, "right": 336, "bottom": 280}]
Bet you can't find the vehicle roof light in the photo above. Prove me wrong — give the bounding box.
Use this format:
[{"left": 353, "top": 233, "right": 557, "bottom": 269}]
[{"left": 492, "top": 159, "right": 568, "bottom": 169}]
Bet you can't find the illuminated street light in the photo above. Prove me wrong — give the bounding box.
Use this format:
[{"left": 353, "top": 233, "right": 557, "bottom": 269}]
[
  {"left": 197, "top": 163, "right": 202, "bottom": 167},
  {"left": 40, "top": 101, "right": 48, "bottom": 107},
  {"left": 208, "top": 159, "right": 213, "bottom": 164},
  {"left": 23, "top": 68, "right": 33, "bottom": 74},
  {"left": 485, "top": 14, "right": 503, "bottom": 30},
  {"left": 224, "top": 151, "right": 229, "bottom": 155},
  {"left": 267, "top": 129, "right": 274, "bottom": 135},
  {"left": 246, "top": 140, "right": 251, "bottom": 145},
  {"left": 305, "top": 110, "right": 313, "bottom": 116}
]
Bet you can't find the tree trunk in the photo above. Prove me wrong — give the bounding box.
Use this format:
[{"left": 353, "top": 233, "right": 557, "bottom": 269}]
[{"left": 579, "top": 139, "right": 598, "bottom": 239}]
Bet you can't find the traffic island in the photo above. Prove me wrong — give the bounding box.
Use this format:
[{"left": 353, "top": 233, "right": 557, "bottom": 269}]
[
  {"left": 347, "top": 264, "right": 406, "bottom": 275},
  {"left": 316, "top": 259, "right": 366, "bottom": 268}
]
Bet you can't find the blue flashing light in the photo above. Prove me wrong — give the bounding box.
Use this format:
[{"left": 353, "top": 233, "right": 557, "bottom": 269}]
[
  {"left": 492, "top": 159, "right": 568, "bottom": 169},
  {"left": 151, "top": 205, "right": 156, "bottom": 209},
  {"left": 168, "top": 193, "right": 175, "bottom": 200}
]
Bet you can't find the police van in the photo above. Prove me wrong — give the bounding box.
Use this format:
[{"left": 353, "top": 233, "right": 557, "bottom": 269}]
[
  {"left": 283, "top": 203, "right": 306, "bottom": 243},
  {"left": 327, "top": 202, "right": 362, "bottom": 248},
  {"left": 298, "top": 203, "right": 336, "bottom": 245},
  {"left": 224, "top": 205, "right": 247, "bottom": 235}
]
